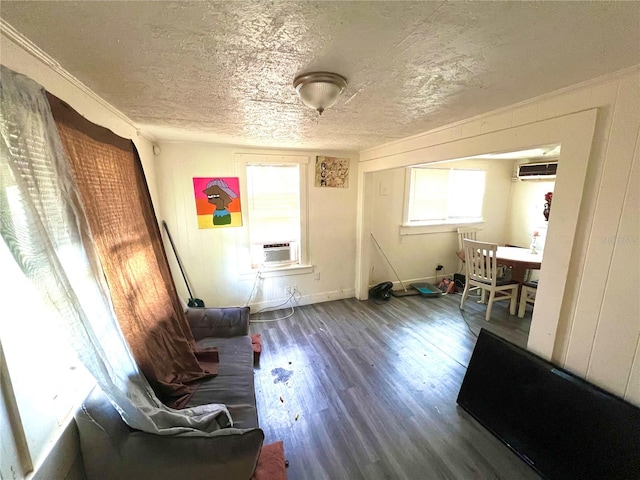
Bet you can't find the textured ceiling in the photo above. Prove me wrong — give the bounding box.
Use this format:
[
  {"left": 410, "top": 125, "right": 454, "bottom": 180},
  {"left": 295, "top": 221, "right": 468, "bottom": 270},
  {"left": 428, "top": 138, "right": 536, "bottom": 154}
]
[{"left": 2, "top": 1, "right": 639, "bottom": 151}]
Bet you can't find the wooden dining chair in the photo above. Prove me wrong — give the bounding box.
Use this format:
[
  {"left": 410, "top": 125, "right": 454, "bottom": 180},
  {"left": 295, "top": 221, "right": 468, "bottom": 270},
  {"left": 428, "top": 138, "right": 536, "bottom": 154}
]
[
  {"left": 460, "top": 239, "right": 519, "bottom": 321},
  {"left": 456, "top": 227, "right": 478, "bottom": 264},
  {"left": 456, "top": 227, "right": 484, "bottom": 298},
  {"left": 518, "top": 280, "right": 538, "bottom": 318}
]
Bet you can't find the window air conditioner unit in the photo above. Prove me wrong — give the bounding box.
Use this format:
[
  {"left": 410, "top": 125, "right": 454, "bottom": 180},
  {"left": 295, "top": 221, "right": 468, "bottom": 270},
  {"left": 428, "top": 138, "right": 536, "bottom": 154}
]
[
  {"left": 517, "top": 161, "right": 558, "bottom": 180},
  {"left": 262, "top": 242, "right": 297, "bottom": 265}
]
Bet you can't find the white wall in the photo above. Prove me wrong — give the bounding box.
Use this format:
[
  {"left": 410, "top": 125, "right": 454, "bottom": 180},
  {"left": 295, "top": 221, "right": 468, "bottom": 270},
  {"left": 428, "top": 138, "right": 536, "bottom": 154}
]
[
  {"left": 357, "top": 67, "right": 640, "bottom": 405},
  {"left": 504, "top": 177, "right": 556, "bottom": 251},
  {"left": 1, "top": 31, "right": 156, "bottom": 480},
  {"left": 155, "top": 142, "right": 358, "bottom": 310},
  {"left": 368, "top": 159, "right": 513, "bottom": 286}
]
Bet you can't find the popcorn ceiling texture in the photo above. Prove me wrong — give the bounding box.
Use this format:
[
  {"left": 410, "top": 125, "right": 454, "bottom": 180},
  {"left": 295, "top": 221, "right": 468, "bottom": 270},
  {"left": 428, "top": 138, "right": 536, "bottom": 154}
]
[{"left": 2, "top": 1, "right": 638, "bottom": 150}]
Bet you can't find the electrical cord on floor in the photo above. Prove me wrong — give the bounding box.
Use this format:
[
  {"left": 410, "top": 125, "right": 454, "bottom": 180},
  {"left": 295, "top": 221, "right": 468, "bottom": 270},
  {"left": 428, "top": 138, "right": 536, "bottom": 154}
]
[
  {"left": 250, "top": 306, "right": 295, "bottom": 323},
  {"left": 245, "top": 264, "right": 264, "bottom": 307},
  {"left": 458, "top": 306, "right": 479, "bottom": 338},
  {"left": 250, "top": 290, "right": 297, "bottom": 323},
  {"left": 452, "top": 280, "right": 479, "bottom": 338}
]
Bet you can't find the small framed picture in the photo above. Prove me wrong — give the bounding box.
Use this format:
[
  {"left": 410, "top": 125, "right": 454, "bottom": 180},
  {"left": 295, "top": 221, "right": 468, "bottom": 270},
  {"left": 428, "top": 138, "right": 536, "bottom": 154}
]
[{"left": 315, "top": 156, "right": 350, "bottom": 188}]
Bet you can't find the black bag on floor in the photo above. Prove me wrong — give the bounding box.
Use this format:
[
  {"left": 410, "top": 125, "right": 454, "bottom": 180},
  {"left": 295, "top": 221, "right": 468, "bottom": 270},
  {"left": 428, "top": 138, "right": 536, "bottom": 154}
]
[{"left": 369, "top": 282, "right": 393, "bottom": 302}]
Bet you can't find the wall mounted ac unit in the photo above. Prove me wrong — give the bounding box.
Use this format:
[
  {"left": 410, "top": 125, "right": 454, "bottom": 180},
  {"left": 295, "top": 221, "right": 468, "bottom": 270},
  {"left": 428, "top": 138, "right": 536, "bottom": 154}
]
[
  {"left": 517, "top": 161, "right": 558, "bottom": 180},
  {"left": 262, "top": 242, "right": 297, "bottom": 265}
]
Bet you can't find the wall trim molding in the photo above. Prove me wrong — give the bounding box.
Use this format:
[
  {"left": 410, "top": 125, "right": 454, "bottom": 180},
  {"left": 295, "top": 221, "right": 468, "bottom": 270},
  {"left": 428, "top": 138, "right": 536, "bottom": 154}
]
[
  {"left": 1, "top": 18, "right": 141, "bottom": 136},
  {"left": 355, "top": 109, "right": 599, "bottom": 362}
]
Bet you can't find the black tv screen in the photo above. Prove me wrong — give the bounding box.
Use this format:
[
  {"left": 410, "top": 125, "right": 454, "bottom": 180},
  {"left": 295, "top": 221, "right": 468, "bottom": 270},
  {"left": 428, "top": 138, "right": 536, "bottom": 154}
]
[{"left": 457, "top": 329, "right": 640, "bottom": 480}]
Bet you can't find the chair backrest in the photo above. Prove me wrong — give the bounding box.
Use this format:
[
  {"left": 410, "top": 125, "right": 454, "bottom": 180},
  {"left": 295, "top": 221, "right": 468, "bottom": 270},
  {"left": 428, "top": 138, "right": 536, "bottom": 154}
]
[
  {"left": 463, "top": 238, "right": 500, "bottom": 286},
  {"left": 457, "top": 227, "right": 478, "bottom": 251}
]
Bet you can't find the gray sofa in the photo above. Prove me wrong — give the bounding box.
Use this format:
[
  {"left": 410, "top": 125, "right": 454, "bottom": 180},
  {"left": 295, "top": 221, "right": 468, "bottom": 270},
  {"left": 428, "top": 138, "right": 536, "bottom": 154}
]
[{"left": 75, "top": 306, "right": 264, "bottom": 480}]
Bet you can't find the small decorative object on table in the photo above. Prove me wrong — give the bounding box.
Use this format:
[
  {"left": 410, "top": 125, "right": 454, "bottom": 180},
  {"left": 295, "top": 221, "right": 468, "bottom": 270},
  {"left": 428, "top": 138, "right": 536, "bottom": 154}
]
[
  {"left": 530, "top": 231, "right": 540, "bottom": 254},
  {"left": 543, "top": 192, "right": 553, "bottom": 221}
]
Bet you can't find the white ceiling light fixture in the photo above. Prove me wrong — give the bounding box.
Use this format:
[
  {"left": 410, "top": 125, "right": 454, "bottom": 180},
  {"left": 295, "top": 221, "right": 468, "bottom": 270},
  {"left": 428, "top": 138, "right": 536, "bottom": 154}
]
[{"left": 293, "top": 72, "right": 348, "bottom": 115}]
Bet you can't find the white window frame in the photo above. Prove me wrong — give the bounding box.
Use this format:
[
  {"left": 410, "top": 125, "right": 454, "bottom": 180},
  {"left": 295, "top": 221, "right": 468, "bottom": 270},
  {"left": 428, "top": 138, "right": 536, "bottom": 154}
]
[
  {"left": 401, "top": 165, "right": 487, "bottom": 235},
  {"left": 1, "top": 176, "right": 96, "bottom": 479},
  {"left": 235, "top": 154, "right": 312, "bottom": 276},
  {"left": 1, "top": 241, "right": 96, "bottom": 479}
]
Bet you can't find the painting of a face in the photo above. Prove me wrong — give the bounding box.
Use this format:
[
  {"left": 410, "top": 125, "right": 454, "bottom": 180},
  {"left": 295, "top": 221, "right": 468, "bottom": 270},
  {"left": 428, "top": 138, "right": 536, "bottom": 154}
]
[
  {"left": 203, "top": 184, "right": 232, "bottom": 209},
  {"left": 193, "top": 177, "right": 242, "bottom": 229}
]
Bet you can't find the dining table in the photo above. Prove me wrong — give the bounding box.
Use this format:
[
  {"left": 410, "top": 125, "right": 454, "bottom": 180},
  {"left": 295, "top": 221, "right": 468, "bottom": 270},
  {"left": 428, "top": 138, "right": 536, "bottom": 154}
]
[{"left": 496, "top": 246, "right": 543, "bottom": 285}]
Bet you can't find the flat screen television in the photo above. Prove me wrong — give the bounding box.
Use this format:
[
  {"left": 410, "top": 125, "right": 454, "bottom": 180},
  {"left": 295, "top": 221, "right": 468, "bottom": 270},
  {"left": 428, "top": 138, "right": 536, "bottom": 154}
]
[{"left": 457, "top": 329, "right": 640, "bottom": 480}]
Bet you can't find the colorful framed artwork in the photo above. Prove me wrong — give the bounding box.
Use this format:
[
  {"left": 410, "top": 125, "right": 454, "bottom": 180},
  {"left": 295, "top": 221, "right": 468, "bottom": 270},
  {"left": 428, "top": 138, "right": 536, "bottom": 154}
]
[
  {"left": 193, "top": 177, "right": 242, "bottom": 229},
  {"left": 315, "top": 156, "right": 350, "bottom": 188}
]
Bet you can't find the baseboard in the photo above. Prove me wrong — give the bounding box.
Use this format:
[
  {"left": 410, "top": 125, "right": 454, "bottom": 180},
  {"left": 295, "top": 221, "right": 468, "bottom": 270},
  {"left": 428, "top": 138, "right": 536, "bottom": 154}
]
[
  {"left": 298, "top": 288, "right": 356, "bottom": 306},
  {"left": 249, "top": 288, "right": 355, "bottom": 313}
]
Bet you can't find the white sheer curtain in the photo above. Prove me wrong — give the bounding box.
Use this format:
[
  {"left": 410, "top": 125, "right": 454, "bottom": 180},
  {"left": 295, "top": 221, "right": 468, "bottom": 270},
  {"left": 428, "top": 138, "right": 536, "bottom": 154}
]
[{"left": 0, "top": 65, "right": 232, "bottom": 436}]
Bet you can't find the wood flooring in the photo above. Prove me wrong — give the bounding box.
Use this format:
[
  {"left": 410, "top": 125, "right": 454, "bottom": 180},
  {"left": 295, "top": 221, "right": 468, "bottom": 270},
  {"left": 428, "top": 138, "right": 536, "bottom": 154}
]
[{"left": 249, "top": 291, "right": 540, "bottom": 480}]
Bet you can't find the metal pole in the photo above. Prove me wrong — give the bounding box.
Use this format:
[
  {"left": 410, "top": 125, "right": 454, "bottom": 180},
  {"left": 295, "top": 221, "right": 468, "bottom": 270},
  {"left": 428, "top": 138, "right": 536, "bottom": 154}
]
[{"left": 370, "top": 233, "right": 409, "bottom": 292}]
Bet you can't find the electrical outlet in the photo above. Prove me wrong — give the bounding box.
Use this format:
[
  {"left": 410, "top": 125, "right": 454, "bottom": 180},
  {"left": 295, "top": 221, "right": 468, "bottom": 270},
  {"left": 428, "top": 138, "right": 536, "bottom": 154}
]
[
  {"left": 285, "top": 285, "right": 297, "bottom": 295},
  {"left": 436, "top": 264, "right": 444, "bottom": 271}
]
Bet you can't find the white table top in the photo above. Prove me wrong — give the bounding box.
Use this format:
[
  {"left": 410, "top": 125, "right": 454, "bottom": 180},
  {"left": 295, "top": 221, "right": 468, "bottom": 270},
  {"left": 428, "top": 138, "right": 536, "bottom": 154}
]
[{"left": 496, "top": 246, "right": 543, "bottom": 266}]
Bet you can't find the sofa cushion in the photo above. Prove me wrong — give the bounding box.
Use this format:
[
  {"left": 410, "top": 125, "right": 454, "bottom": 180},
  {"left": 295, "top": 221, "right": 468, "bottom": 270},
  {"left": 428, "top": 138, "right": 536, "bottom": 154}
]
[
  {"left": 188, "top": 306, "right": 250, "bottom": 339},
  {"left": 187, "top": 335, "right": 258, "bottom": 429},
  {"left": 76, "top": 386, "right": 264, "bottom": 480}
]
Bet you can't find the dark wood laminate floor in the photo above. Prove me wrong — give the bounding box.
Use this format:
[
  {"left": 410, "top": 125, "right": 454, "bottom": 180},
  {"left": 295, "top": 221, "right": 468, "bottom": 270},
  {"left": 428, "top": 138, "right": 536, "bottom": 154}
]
[{"left": 250, "top": 292, "right": 540, "bottom": 480}]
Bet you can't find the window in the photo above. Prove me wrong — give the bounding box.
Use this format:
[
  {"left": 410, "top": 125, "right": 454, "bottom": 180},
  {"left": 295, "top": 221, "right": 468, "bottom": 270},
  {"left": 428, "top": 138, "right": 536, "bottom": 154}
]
[
  {"left": 405, "top": 166, "right": 486, "bottom": 226},
  {"left": 0, "top": 181, "right": 94, "bottom": 477},
  {"left": 247, "top": 163, "right": 300, "bottom": 245},
  {"left": 239, "top": 154, "right": 308, "bottom": 270}
]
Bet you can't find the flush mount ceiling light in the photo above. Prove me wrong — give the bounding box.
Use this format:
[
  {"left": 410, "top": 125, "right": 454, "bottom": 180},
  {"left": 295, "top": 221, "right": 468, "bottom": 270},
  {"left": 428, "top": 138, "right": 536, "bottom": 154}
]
[{"left": 293, "top": 72, "right": 348, "bottom": 115}]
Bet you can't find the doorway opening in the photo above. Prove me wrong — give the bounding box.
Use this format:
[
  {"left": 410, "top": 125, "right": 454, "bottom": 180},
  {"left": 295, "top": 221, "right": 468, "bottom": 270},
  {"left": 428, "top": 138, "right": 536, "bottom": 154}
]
[
  {"left": 355, "top": 109, "right": 597, "bottom": 360},
  {"left": 363, "top": 145, "right": 559, "bottom": 347}
]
